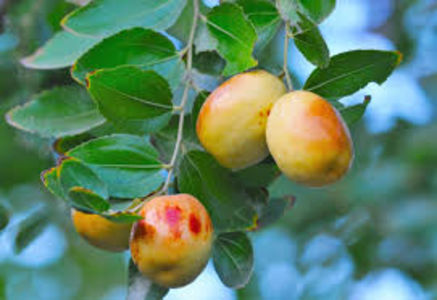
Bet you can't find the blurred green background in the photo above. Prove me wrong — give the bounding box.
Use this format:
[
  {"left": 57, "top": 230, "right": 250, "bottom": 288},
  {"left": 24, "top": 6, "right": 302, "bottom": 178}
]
[{"left": 0, "top": 0, "right": 436, "bottom": 299}]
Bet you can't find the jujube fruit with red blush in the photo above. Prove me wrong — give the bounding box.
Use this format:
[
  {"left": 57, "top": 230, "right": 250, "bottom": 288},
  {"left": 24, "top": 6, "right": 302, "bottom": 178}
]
[
  {"left": 196, "top": 70, "right": 286, "bottom": 170},
  {"left": 266, "top": 90, "right": 354, "bottom": 187},
  {"left": 130, "top": 194, "right": 213, "bottom": 288}
]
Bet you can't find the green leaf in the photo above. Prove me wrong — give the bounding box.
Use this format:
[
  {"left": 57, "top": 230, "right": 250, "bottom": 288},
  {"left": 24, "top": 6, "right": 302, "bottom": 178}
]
[
  {"left": 340, "top": 95, "right": 371, "bottom": 126},
  {"left": 93, "top": 112, "right": 173, "bottom": 137},
  {"left": 14, "top": 209, "right": 49, "bottom": 254},
  {"left": 191, "top": 91, "right": 209, "bottom": 131},
  {"left": 68, "top": 0, "right": 90, "bottom": 6},
  {"left": 20, "top": 31, "right": 99, "bottom": 69},
  {"left": 245, "top": 187, "right": 269, "bottom": 211},
  {"left": 6, "top": 86, "right": 105, "bottom": 138},
  {"left": 276, "top": 0, "right": 300, "bottom": 24},
  {"left": 53, "top": 133, "right": 94, "bottom": 155},
  {"left": 102, "top": 211, "right": 143, "bottom": 224},
  {"left": 206, "top": 3, "right": 258, "bottom": 76},
  {"left": 147, "top": 57, "right": 186, "bottom": 93},
  {"left": 237, "top": 0, "right": 281, "bottom": 53},
  {"left": 150, "top": 88, "right": 202, "bottom": 160},
  {"left": 87, "top": 67, "right": 173, "bottom": 121},
  {"left": 213, "top": 231, "right": 254, "bottom": 289},
  {"left": 0, "top": 203, "right": 10, "bottom": 231},
  {"left": 167, "top": 0, "right": 195, "bottom": 43},
  {"left": 299, "top": 0, "right": 336, "bottom": 23},
  {"left": 68, "top": 134, "right": 165, "bottom": 198},
  {"left": 152, "top": 115, "right": 202, "bottom": 163},
  {"left": 255, "top": 26, "right": 285, "bottom": 75},
  {"left": 47, "top": 1, "right": 77, "bottom": 31},
  {"left": 72, "top": 28, "right": 178, "bottom": 84},
  {"left": 331, "top": 100, "right": 345, "bottom": 110},
  {"left": 178, "top": 151, "right": 257, "bottom": 232},
  {"left": 193, "top": 51, "right": 225, "bottom": 75},
  {"left": 41, "top": 167, "right": 65, "bottom": 199},
  {"left": 62, "top": 0, "right": 187, "bottom": 37},
  {"left": 234, "top": 159, "right": 280, "bottom": 188},
  {"left": 58, "top": 158, "right": 109, "bottom": 200},
  {"left": 277, "top": 0, "right": 335, "bottom": 25},
  {"left": 257, "top": 196, "right": 295, "bottom": 228},
  {"left": 127, "top": 259, "right": 169, "bottom": 300},
  {"left": 292, "top": 12, "right": 330, "bottom": 68},
  {"left": 68, "top": 187, "right": 111, "bottom": 213},
  {"left": 304, "top": 50, "right": 402, "bottom": 100},
  {"left": 194, "top": 21, "right": 218, "bottom": 53},
  {"left": 167, "top": 0, "right": 210, "bottom": 44}
]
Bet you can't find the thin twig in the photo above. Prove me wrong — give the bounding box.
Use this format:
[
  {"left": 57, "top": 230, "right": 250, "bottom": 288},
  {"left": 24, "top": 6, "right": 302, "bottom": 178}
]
[
  {"left": 159, "top": 0, "right": 199, "bottom": 195},
  {"left": 283, "top": 21, "right": 293, "bottom": 91}
]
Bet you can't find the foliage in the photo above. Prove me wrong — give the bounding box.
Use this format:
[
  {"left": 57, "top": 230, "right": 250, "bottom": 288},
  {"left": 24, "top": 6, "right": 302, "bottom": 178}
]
[{"left": 3, "top": 0, "right": 405, "bottom": 298}]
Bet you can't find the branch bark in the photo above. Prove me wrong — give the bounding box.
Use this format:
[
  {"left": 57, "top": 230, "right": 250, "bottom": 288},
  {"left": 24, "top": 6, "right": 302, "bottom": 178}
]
[
  {"left": 283, "top": 21, "right": 293, "bottom": 91},
  {"left": 160, "top": 0, "right": 200, "bottom": 195}
]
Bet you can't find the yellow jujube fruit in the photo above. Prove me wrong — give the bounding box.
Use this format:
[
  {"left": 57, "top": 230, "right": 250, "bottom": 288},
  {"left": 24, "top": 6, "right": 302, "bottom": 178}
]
[
  {"left": 266, "top": 90, "right": 354, "bottom": 187},
  {"left": 71, "top": 209, "right": 132, "bottom": 252},
  {"left": 130, "top": 194, "right": 213, "bottom": 288},
  {"left": 196, "top": 70, "right": 287, "bottom": 170}
]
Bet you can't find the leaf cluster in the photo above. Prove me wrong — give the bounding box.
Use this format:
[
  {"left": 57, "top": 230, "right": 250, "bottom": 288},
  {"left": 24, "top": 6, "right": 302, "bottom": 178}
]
[{"left": 5, "top": 0, "right": 400, "bottom": 292}]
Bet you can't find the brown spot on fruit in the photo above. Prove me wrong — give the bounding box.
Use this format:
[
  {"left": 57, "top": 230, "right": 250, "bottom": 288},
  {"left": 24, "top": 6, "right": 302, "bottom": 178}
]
[
  {"left": 133, "top": 221, "right": 147, "bottom": 240},
  {"left": 144, "top": 223, "right": 156, "bottom": 241},
  {"left": 189, "top": 214, "right": 201, "bottom": 235},
  {"left": 130, "top": 241, "right": 139, "bottom": 259}
]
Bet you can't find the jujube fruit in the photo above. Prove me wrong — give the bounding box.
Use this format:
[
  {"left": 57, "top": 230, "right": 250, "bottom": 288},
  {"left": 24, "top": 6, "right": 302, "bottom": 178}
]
[
  {"left": 266, "top": 90, "right": 354, "bottom": 187},
  {"left": 130, "top": 194, "right": 213, "bottom": 288},
  {"left": 196, "top": 70, "right": 287, "bottom": 170},
  {"left": 71, "top": 209, "right": 132, "bottom": 252}
]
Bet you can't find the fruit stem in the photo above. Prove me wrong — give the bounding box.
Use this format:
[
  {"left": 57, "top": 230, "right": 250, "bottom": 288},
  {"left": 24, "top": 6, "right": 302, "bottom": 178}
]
[
  {"left": 283, "top": 21, "right": 293, "bottom": 91},
  {"left": 159, "top": 0, "right": 200, "bottom": 195}
]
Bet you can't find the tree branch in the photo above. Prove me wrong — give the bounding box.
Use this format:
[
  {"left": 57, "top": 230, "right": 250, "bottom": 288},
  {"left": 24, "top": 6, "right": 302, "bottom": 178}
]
[
  {"left": 160, "top": 0, "right": 199, "bottom": 194},
  {"left": 283, "top": 21, "right": 293, "bottom": 91}
]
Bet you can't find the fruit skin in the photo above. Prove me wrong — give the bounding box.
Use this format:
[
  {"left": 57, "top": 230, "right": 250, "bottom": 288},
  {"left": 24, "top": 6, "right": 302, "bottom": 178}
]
[
  {"left": 71, "top": 209, "right": 132, "bottom": 252},
  {"left": 266, "top": 90, "right": 354, "bottom": 187},
  {"left": 130, "top": 194, "right": 213, "bottom": 288},
  {"left": 196, "top": 70, "right": 287, "bottom": 170}
]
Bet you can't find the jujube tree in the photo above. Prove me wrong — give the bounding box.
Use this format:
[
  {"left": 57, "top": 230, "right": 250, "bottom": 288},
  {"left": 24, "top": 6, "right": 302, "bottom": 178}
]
[{"left": 5, "top": 0, "right": 401, "bottom": 298}]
